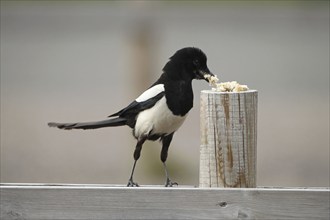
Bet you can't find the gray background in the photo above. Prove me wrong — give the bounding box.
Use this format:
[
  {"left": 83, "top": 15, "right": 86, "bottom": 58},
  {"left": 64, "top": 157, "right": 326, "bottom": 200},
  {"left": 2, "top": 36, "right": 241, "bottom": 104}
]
[{"left": 1, "top": 1, "right": 329, "bottom": 187}]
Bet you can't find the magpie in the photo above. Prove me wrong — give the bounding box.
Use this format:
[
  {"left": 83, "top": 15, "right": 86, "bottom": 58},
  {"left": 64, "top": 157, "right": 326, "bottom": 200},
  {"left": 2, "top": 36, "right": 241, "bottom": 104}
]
[{"left": 48, "top": 47, "right": 214, "bottom": 187}]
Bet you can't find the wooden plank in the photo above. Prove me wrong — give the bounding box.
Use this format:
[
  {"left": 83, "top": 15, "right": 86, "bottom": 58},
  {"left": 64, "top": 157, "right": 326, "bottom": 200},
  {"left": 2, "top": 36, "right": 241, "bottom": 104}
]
[
  {"left": 200, "top": 90, "right": 258, "bottom": 188},
  {"left": 1, "top": 184, "right": 329, "bottom": 220}
]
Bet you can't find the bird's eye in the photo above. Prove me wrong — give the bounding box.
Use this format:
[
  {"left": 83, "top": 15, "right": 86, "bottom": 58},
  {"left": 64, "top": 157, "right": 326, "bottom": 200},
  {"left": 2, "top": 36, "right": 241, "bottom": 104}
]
[{"left": 193, "top": 59, "right": 200, "bottom": 66}]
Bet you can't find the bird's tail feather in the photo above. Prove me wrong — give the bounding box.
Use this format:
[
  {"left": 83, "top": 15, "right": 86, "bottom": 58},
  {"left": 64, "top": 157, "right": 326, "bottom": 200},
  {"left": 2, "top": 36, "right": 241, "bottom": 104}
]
[{"left": 48, "top": 117, "right": 127, "bottom": 130}]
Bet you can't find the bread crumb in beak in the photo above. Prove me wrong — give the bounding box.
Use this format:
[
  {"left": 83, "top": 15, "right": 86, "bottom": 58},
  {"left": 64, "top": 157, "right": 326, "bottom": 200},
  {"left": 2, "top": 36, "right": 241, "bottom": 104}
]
[{"left": 204, "top": 74, "right": 219, "bottom": 87}]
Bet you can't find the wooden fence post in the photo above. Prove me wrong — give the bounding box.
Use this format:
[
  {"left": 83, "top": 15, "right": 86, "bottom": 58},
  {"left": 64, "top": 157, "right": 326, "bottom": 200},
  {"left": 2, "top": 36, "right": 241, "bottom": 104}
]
[{"left": 200, "top": 90, "right": 258, "bottom": 188}]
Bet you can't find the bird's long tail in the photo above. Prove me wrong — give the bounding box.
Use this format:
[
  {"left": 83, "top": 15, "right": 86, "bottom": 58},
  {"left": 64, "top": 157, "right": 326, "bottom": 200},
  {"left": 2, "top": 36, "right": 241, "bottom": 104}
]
[{"left": 48, "top": 117, "right": 127, "bottom": 130}]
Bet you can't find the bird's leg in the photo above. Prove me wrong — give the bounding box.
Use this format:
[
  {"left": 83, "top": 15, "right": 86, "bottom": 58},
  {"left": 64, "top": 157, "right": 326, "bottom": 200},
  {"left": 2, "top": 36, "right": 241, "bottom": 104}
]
[
  {"left": 163, "top": 162, "right": 178, "bottom": 187},
  {"left": 161, "top": 133, "right": 178, "bottom": 187},
  {"left": 127, "top": 160, "right": 139, "bottom": 187},
  {"left": 127, "top": 138, "right": 146, "bottom": 187}
]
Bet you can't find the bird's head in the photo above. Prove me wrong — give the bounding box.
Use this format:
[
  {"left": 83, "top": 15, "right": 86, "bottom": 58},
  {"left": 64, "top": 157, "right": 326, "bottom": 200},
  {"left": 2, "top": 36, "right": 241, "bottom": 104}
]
[{"left": 163, "top": 47, "right": 214, "bottom": 82}]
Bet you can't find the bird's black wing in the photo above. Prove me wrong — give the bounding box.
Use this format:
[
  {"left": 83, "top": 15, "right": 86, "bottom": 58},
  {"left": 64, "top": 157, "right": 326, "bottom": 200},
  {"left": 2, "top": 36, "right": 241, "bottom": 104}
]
[
  {"left": 109, "top": 84, "right": 165, "bottom": 128},
  {"left": 109, "top": 92, "right": 164, "bottom": 118}
]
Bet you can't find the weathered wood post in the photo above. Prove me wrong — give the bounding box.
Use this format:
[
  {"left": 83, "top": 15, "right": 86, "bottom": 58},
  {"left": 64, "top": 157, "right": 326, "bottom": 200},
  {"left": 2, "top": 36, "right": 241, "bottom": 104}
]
[{"left": 200, "top": 90, "right": 258, "bottom": 188}]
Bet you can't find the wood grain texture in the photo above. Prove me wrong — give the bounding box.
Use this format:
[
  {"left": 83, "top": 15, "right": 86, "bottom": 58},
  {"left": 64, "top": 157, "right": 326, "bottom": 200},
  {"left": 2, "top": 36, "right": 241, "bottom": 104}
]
[
  {"left": 200, "top": 90, "right": 258, "bottom": 188},
  {"left": 1, "top": 184, "right": 329, "bottom": 220}
]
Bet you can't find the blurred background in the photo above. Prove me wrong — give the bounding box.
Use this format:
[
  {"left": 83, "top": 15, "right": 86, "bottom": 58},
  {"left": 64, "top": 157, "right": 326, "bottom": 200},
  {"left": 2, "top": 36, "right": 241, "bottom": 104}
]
[{"left": 1, "top": 1, "right": 329, "bottom": 187}]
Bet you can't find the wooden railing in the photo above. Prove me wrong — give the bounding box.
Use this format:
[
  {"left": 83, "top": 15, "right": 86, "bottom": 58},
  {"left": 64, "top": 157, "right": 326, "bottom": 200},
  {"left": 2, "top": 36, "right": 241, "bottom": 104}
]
[{"left": 1, "top": 183, "right": 329, "bottom": 219}]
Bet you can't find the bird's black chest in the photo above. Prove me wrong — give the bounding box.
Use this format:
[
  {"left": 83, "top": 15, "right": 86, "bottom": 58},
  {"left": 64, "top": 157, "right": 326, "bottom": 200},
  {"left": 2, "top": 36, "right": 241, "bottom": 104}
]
[{"left": 164, "top": 81, "right": 193, "bottom": 116}]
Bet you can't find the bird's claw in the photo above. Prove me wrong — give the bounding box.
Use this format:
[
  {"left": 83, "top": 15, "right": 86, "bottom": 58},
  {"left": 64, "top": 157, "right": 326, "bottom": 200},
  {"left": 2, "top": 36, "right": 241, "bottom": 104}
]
[
  {"left": 127, "top": 179, "right": 139, "bottom": 187},
  {"left": 165, "top": 178, "right": 178, "bottom": 187}
]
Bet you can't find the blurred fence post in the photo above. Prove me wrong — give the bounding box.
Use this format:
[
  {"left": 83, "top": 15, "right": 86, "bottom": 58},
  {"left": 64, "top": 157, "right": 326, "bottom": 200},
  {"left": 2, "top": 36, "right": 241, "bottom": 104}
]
[{"left": 200, "top": 90, "right": 258, "bottom": 188}]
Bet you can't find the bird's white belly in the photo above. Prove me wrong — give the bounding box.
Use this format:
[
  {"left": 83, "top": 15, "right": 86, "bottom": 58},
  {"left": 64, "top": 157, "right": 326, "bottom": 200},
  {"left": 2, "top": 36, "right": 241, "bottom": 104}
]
[{"left": 134, "top": 97, "right": 187, "bottom": 139}]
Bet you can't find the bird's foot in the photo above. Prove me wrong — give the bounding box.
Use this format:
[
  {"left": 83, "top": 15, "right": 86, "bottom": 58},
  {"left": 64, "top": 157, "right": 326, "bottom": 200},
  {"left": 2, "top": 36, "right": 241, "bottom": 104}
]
[
  {"left": 165, "top": 178, "right": 178, "bottom": 187},
  {"left": 127, "top": 178, "right": 139, "bottom": 187}
]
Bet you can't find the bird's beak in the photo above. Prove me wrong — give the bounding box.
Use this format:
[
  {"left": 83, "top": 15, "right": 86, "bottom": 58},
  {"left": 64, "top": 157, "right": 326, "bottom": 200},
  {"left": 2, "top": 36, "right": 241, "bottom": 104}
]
[{"left": 198, "top": 68, "right": 214, "bottom": 82}]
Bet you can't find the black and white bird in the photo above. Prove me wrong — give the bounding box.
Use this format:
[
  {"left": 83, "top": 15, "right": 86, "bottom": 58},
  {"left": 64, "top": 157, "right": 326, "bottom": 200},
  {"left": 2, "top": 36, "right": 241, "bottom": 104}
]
[{"left": 48, "top": 47, "right": 214, "bottom": 187}]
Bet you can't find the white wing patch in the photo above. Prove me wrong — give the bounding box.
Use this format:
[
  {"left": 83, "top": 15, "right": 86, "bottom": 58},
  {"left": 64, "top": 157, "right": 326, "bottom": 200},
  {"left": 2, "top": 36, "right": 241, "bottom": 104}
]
[{"left": 135, "top": 84, "right": 165, "bottom": 103}]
